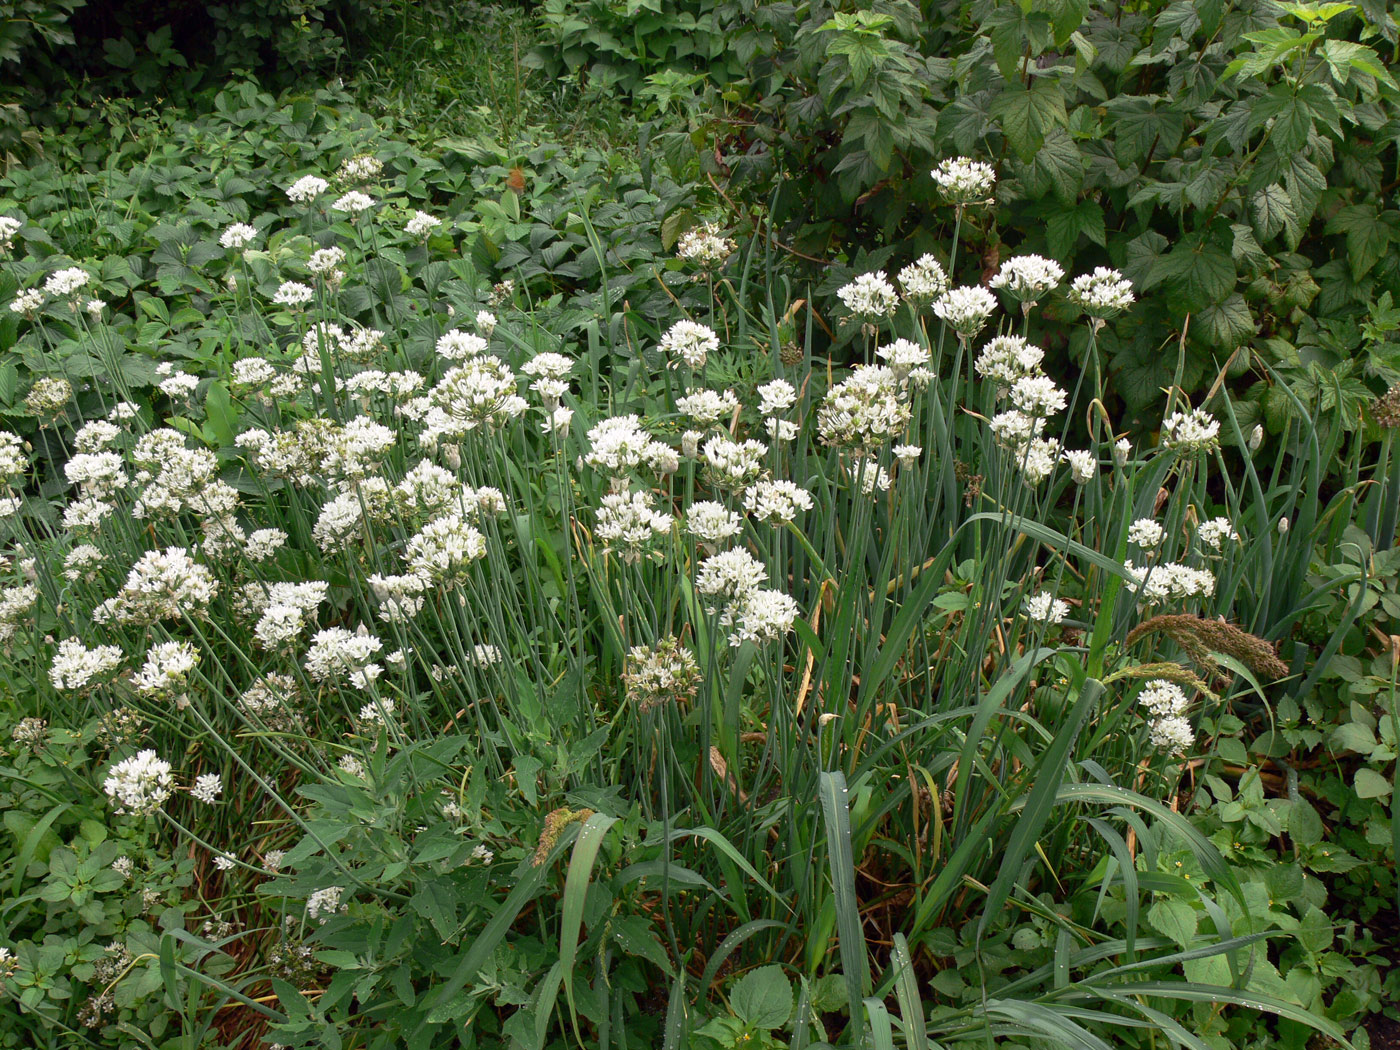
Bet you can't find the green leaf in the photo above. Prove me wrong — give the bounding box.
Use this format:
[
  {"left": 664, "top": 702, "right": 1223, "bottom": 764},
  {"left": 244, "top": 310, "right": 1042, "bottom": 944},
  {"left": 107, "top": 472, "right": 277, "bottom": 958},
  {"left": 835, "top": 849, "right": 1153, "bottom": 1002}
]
[
  {"left": 1045, "top": 199, "right": 1106, "bottom": 258},
  {"left": 1153, "top": 236, "right": 1236, "bottom": 311},
  {"left": 1354, "top": 767, "right": 1391, "bottom": 799},
  {"left": 1252, "top": 184, "right": 1300, "bottom": 248},
  {"left": 1021, "top": 127, "right": 1083, "bottom": 201},
  {"left": 1147, "top": 898, "right": 1198, "bottom": 949},
  {"left": 728, "top": 964, "right": 792, "bottom": 1030},
  {"left": 992, "top": 80, "right": 1068, "bottom": 161},
  {"left": 1196, "top": 294, "right": 1256, "bottom": 349}
]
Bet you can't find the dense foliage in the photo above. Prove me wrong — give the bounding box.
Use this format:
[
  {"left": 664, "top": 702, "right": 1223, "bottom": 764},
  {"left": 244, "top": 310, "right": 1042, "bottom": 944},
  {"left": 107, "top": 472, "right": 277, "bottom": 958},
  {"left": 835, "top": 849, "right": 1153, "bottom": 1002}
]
[{"left": 0, "top": 2, "right": 1396, "bottom": 1050}]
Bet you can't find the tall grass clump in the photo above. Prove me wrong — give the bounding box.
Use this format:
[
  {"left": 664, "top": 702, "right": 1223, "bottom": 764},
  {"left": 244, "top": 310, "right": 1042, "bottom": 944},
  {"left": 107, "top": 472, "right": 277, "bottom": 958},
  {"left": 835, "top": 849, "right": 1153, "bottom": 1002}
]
[{"left": 0, "top": 153, "right": 1357, "bottom": 1049}]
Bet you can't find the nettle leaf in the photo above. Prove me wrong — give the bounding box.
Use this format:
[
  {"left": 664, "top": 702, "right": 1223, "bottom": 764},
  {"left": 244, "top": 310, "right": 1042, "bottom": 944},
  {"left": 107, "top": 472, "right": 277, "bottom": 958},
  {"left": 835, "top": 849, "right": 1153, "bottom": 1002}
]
[
  {"left": 1045, "top": 199, "right": 1106, "bottom": 258},
  {"left": 1154, "top": 235, "right": 1236, "bottom": 312},
  {"left": 1147, "top": 898, "right": 1198, "bottom": 949},
  {"left": 1019, "top": 126, "right": 1083, "bottom": 201},
  {"left": 1196, "top": 294, "right": 1256, "bottom": 349},
  {"left": 1326, "top": 203, "right": 1393, "bottom": 280},
  {"left": 1252, "top": 183, "right": 1300, "bottom": 248},
  {"left": 991, "top": 79, "right": 1068, "bottom": 161},
  {"left": 1105, "top": 95, "right": 1185, "bottom": 167}
]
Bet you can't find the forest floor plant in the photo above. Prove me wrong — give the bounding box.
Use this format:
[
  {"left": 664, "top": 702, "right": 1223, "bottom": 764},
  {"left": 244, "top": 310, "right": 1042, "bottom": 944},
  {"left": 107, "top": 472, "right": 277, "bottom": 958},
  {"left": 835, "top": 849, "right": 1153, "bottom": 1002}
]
[{"left": 0, "top": 149, "right": 1378, "bottom": 1050}]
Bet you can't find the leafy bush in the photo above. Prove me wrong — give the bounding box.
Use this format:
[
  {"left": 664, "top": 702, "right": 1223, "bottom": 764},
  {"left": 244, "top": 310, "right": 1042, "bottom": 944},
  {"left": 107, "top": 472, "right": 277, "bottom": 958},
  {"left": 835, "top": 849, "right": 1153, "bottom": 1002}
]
[
  {"left": 0, "top": 92, "right": 1378, "bottom": 1046},
  {"left": 616, "top": 0, "right": 1400, "bottom": 435}
]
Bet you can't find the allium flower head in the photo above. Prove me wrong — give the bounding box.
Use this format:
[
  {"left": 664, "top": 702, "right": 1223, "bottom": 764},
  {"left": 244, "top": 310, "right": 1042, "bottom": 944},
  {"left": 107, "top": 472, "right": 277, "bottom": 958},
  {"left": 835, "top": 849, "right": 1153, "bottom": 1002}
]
[
  {"left": 624, "top": 637, "right": 702, "bottom": 710},
  {"left": 287, "top": 175, "right": 329, "bottom": 203},
  {"left": 405, "top": 210, "right": 441, "bottom": 237},
  {"left": 1009, "top": 375, "right": 1067, "bottom": 417},
  {"left": 45, "top": 267, "right": 90, "bottom": 298},
  {"left": 191, "top": 773, "right": 223, "bottom": 804},
  {"left": 701, "top": 435, "right": 767, "bottom": 489},
  {"left": 676, "top": 388, "right": 740, "bottom": 425},
  {"left": 677, "top": 223, "right": 735, "bottom": 267},
  {"left": 696, "top": 547, "right": 767, "bottom": 613},
  {"left": 133, "top": 640, "right": 200, "bottom": 699},
  {"left": 1161, "top": 407, "right": 1220, "bottom": 454},
  {"left": 50, "top": 638, "right": 124, "bottom": 692},
  {"left": 273, "top": 281, "right": 314, "bottom": 309},
  {"left": 1127, "top": 518, "right": 1165, "bottom": 549},
  {"left": 685, "top": 500, "right": 744, "bottom": 549},
  {"left": 10, "top": 289, "right": 44, "bottom": 316},
  {"left": 304, "top": 626, "right": 383, "bottom": 687},
  {"left": 897, "top": 254, "right": 949, "bottom": 305},
  {"left": 817, "top": 365, "right": 910, "bottom": 449},
  {"left": 877, "top": 338, "right": 930, "bottom": 381},
  {"left": 1197, "top": 517, "right": 1240, "bottom": 550},
  {"left": 974, "top": 335, "right": 1044, "bottom": 388},
  {"left": 727, "top": 589, "right": 800, "bottom": 646},
  {"left": 931, "top": 157, "right": 996, "bottom": 203},
  {"left": 744, "top": 479, "right": 814, "bottom": 524},
  {"left": 756, "top": 379, "right": 797, "bottom": 415},
  {"left": 0, "top": 215, "right": 21, "bottom": 250},
  {"left": 837, "top": 272, "right": 898, "bottom": 322},
  {"left": 1062, "top": 449, "right": 1096, "bottom": 484},
  {"left": 1025, "top": 592, "right": 1068, "bottom": 623},
  {"left": 659, "top": 320, "right": 719, "bottom": 371},
  {"left": 595, "top": 489, "right": 673, "bottom": 564},
  {"left": 933, "top": 285, "right": 997, "bottom": 338},
  {"left": 103, "top": 750, "right": 174, "bottom": 815},
  {"left": 989, "top": 255, "right": 1064, "bottom": 304},
  {"left": 220, "top": 223, "right": 258, "bottom": 250},
  {"left": 1068, "top": 267, "right": 1135, "bottom": 318},
  {"left": 332, "top": 191, "right": 375, "bottom": 214}
]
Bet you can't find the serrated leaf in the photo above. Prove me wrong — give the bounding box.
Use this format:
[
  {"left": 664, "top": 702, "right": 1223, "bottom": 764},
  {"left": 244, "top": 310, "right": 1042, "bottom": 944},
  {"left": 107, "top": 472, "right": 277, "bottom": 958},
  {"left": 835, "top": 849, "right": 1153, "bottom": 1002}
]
[
  {"left": 1045, "top": 199, "right": 1106, "bottom": 258},
  {"left": 1154, "top": 237, "right": 1236, "bottom": 311},
  {"left": 992, "top": 80, "right": 1068, "bottom": 161},
  {"left": 1147, "top": 898, "right": 1198, "bottom": 948},
  {"left": 1196, "top": 293, "right": 1255, "bottom": 349},
  {"left": 1252, "top": 183, "right": 1300, "bottom": 247},
  {"left": 1020, "top": 126, "right": 1083, "bottom": 201}
]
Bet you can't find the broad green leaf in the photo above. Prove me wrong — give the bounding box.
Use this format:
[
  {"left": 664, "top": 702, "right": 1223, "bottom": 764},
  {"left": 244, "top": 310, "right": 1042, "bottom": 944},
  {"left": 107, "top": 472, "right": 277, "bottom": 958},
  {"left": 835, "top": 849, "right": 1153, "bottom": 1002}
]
[
  {"left": 728, "top": 965, "right": 792, "bottom": 1030},
  {"left": 1354, "top": 767, "right": 1391, "bottom": 798},
  {"left": 1147, "top": 898, "right": 1198, "bottom": 949},
  {"left": 992, "top": 80, "right": 1068, "bottom": 161}
]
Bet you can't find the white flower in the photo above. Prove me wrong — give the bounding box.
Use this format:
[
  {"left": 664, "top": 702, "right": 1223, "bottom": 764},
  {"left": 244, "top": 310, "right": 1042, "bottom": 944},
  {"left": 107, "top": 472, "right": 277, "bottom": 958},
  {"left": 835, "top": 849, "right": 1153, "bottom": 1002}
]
[
  {"left": 191, "top": 774, "right": 223, "bottom": 804},
  {"left": 103, "top": 750, "right": 174, "bottom": 815},
  {"left": 1127, "top": 518, "right": 1165, "bottom": 549},
  {"left": 133, "top": 641, "right": 199, "bottom": 698},
  {"left": 1010, "top": 375, "right": 1067, "bottom": 417},
  {"left": 1149, "top": 715, "right": 1194, "bottom": 753},
  {"left": 898, "top": 254, "right": 949, "bottom": 304},
  {"left": 893, "top": 444, "right": 921, "bottom": 466},
  {"left": 596, "top": 490, "right": 673, "bottom": 563},
  {"left": 685, "top": 500, "right": 744, "bottom": 548},
  {"left": 405, "top": 513, "right": 488, "bottom": 583},
  {"left": 470, "top": 843, "right": 495, "bottom": 864},
  {"left": 1139, "top": 680, "right": 1188, "bottom": 717},
  {"left": 727, "top": 589, "right": 799, "bottom": 646},
  {"left": 1161, "top": 407, "right": 1221, "bottom": 453},
  {"left": 475, "top": 310, "right": 497, "bottom": 337},
  {"left": 45, "top": 267, "right": 89, "bottom": 298},
  {"left": 1063, "top": 449, "right": 1096, "bottom": 484},
  {"left": 308, "top": 246, "right": 346, "bottom": 275},
  {"left": 521, "top": 352, "right": 575, "bottom": 380},
  {"left": 659, "top": 320, "right": 719, "bottom": 371},
  {"left": 817, "top": 365, "right": 909, "bottom": 448},
  {"left": 988, "top": 255, "right": 1064, "bottom": 304},
  {"left": 10, "top": 289, "right": 44, "bottom": 315},
  {"left": 1123, "top": 561, "right": 1215, "bottom": 605},
  {"left": 1010, "top": 437, "right": 1062, "bottom": 485},
  {"left": 676, "top": 388, "right": 740, "bottom": 425},
  {"left": 974, "top": 335, "right": 1044, "bottom": 388},
  {"left": 220, "top": 223, "right": 258, "bottom": 250},
  {"left": 767, "top": 418, "right": 800, "bottom": 442},
  {"left": 876, "top": 338, "right": 929, "bottom": 380},
  {"left": 436, "top": 330, "right": 489, "bottom": 361},
  {"left": 0, "top": 215, "right": 21, "bottom": 249},
  {"left": 1248, "top": 424, "right": 1264, "bottom": 451},
  {"left": 369, "top": 573, "right": 428, "bottom": 622},
  {"left": 757, "top": 379, "right": 797, "bottom": 415},
  {"left": 933, "top": 285, "right": 997, "bottom": 338},
  {"left": 837, "top": 272, "right": 898, "bottom": 321},
  {"left": 1068, "top": 267, "right": 1135, "bottom": 317},
  {"left": 339, "top": 154, "right": 383, "bottom": 181},
  {"left": 357, "top": 698, "right": 396, "bottom": 727},
  {"left": 585, "top": 415, "right": 656, "bottom": 476},
  {"left": 62, "top": 544, "right": 104, "bottom": 582},
  {"left": 338, "top": 755, "right": 365, "bottom": 778},
  {"left": 405, "top": 210, "right": 441, "bottom": 236},
  {"left": 213, "top": 852, "right": 236, "bottom": 871},
  {"left": 931, "top": 157, "right": 996, "bottom": 203},
  {"left": 86, "top": 298, "right": 106, "bottom": 316},
  {"left": 744, "top": 480, "right": 814, "bottom": 524},
  {"left": 159, "top": 372, "right": 199, "bottom": 399},
  {"left": 50, "top": 638, "right": 124, "bottom": 691},
  {"left": 306, "top": 886, "right": 346, "bottom": 923},
  {"left": 696, "top": 548, "right": 767, "bottom": 613},
  {"left": 273, "top": 281, "right": 314, "bottom": 308},
  {"left": 332, "top": 191, "right": 375, "bottom": 214},
  {"left": 304, "top": 627, "right": 383, "bottom": 686},
  {"left": 287, "top": 175, "right": 329, "bottom": 203},
  {"left": 701, "top": 435, "right": 767, "bottom": 488},
  {"left": 1025, "top": 592, "right": 1068, "bottom": 623},
  {"left": 677, "top": 223, "right": 735, "bottom": 266},
  {"left": 1113, "top": 438, "right": 1131, "bottom": 466},
  {"left": 1197, "top": 517, "right": 1240, "bottom": 550}
]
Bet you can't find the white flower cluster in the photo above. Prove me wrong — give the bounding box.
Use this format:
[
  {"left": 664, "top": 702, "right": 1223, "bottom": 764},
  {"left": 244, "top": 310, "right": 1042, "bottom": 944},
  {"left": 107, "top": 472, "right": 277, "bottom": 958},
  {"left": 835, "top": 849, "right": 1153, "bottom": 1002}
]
[
  {"left": 989, "top": 255, "right": 1064, "bottom": 305},
  {"left": 897, "top": 255, "right": 948, "bottom": 305},
  {"left": 1138, "top": 680, "right": 1194, "bottom": 754},
  {"left": 304, "top": 626, "right": 383, "bottom": 688},
  {"left": 932, "top": 285, "right": 997, "bottom": 338},
  {"left": 103, "top": 750, "right": 175, "bottom": 815},
  {"left": 837, "top": 272, "right": 898, "bottom": 322},
  {"left": 1068, "top": 267, "right": 1135, "bottom": 318},
  {"left": 931, "top": 157, "right": 996, "bottom": 203},
  {"left": 677, "top": 223, "right": 735, "bottom": 267},
  {"left": 1161, "top": 407, "right": 1221, "bottom": 454},
  {"left": 50, "top": 638, "right": 124, "bottom": 692},
  {"left": 1024, "top": 591, "right": 1068, "bottom": 624},
  {"left": 659, "top": 320, "right": 720, "bottom": 371},
  {"left": 1123, "top": 560, "right": 1215, "bottom": 606},
  {"left": 817, "top": 365, "right": 911, "bottom": 449},
  {"left": 975, "top": 335, "right": 1045, "bottom": 389},
  {"left": 695, "top": 548, "right": 798, "bottom": 647},
  {"left": 596, "top": 489, "right": 673, "bottom": 563}
]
